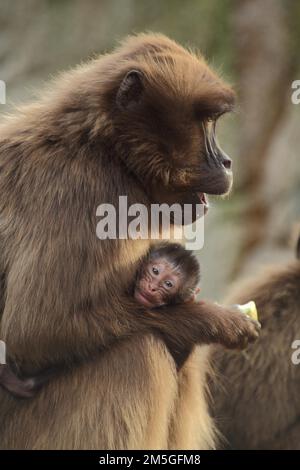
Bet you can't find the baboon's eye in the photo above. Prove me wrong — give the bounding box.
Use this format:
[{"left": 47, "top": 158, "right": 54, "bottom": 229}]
[
  {"left": 152, "top": 266, "right": 159, "bottom": 275},
  {"left": 165, "top": 280, "right": 173, "bottom": 288},
  {"left": 206, "top": 115, "right": 216, "bottom": 123},
  {"left": 194, "top": 103, "right": 227, "bottom": 123}
]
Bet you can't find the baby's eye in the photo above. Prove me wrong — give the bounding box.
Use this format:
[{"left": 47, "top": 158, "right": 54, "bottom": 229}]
[
  {"left": 165, "top": 280, "right": 173, "bottom": 288},
  {"left": 152, "top": 266, "right": 159, "bottom": 275}
]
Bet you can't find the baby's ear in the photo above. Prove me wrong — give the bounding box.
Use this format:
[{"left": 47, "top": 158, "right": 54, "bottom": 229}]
[
  {"left": 188, "top": 287, "right": 201, "bottom": 303},
  {"left": 193, "top": 287, "right": 201, "bottom": 299}
]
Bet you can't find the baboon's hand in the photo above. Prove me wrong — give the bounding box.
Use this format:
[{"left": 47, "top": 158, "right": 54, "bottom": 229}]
[{"left": 217, "top": 307, "right": 261, "bottom": 350}]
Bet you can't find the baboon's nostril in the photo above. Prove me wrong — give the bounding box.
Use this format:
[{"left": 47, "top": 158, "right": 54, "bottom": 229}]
[{"left": 223, "top": 158, "right": 232, "bottom": 170}]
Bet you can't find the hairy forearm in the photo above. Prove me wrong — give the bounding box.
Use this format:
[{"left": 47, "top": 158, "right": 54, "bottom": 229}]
[
  {"left": 5, "top": 295, "right": 259, "bottom": 373},
  {"left": 142, "top": 300, "right": 260, "bottom": 368}
]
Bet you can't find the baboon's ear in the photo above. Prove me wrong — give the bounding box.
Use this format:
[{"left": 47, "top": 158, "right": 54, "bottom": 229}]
[
  {"left": 116, "top": 70, "right": 144, "bottom": 110},
  {"left": 296, "top": 234, "right": 300, "bottom": 260}
]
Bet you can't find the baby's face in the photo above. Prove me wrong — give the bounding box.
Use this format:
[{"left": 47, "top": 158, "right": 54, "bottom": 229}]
[{"left": 134, "top": 257, "right": 181, "bottom": 308}]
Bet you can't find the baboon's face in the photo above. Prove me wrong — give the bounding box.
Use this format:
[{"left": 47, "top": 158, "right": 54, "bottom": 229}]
[
  {"left": 110, "top": 41, "right": 235, "bottom": 219},
  {"left": 134, "top": 257, "right": 181, "bottom": 308}
]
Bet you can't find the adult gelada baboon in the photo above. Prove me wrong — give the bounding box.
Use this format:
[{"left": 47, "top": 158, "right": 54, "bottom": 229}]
[
  {"left": 0, "top": 34, "right": 258, "bottom": 449},
  {"left": 212, "top": 234, "right": 300, "bottom": 449}
]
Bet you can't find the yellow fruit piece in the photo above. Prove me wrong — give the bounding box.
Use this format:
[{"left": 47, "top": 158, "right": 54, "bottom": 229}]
[{"left": 237, "top": 301, "right": 258, "bottom": 321}]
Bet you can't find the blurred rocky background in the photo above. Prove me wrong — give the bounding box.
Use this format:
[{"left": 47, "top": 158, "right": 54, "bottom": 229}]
[{"left": 0, "top": 0, "right": 299, "bottom": 300}]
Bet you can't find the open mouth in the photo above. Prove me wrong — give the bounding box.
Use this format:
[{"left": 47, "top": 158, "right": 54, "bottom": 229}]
[{"left": 196, "top": 192, "right": 209, "bottom": 214}]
